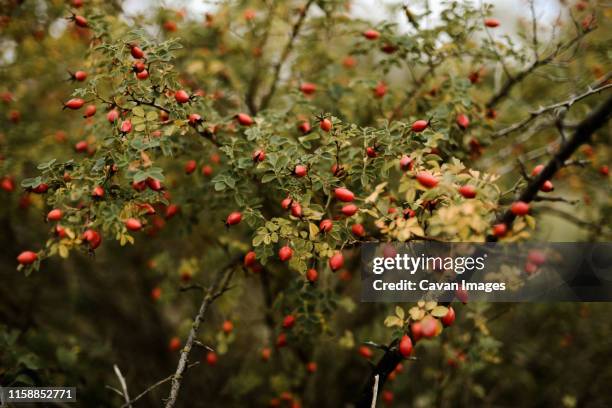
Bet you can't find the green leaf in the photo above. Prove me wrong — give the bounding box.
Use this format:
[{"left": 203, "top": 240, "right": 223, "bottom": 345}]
[{"left": 133, "top": 106, "right": 145, "bottom": 117}]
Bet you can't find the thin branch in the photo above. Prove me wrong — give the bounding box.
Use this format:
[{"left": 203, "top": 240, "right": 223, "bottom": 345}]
[
  {"left": 486, "top": 25, "right": 596, "bottom": 109},
  {"left": 492, "top": 79, "right": 612, "bottom": 138},
  {"left": 258, "top": 0, "right": 315, "bottom": 112},
  {"left": 113, "top": 364, "right": 132, "bottom": 408},
  {"left": 370, "top": 375, "right": 379, "bottom": 408},
  {"left": 488, "top": 93, "right": 612, "bottom": 238},
  {"left": 529, "top": 0, "right": 539, "bottom": 60}
]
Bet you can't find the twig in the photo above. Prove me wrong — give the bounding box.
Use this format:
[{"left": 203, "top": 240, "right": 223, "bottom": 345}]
[
  {"left": 370, "top": 375, "right": 379, "bottom": 408},
  {"left": 258, "top": 0, "right": 315, "bottom": 112},
  {"left": 492, "top": 79, "right": 612, "bottom": 138},
  {"left": 113, "top": 364, "right": 132, "bottom": 408}
]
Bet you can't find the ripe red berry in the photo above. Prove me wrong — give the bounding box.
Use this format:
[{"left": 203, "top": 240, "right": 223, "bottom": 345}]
[
  {"left": 600, "top": 165, "right": 609, "bottom": 176},
  {"left": 456, "top": 113, "right": 470, "bottom": 130},
  {"left": 146, "top": 178, "right": 162, "bottom": 191},
  {"left": 458, "top": 185, "right": 477, "bottom": 198},
  {"left": 329, "top": 252, "right": 344, "bottom": 271},
  {"left": 222, "top": 320, "right": 233, "bottom": 334},
  {"left": 201, "top": 165, "right": 213, "bottom": 176},
  {"left": 319, "top": 219, "right": 333, "bottom": 233},
  {"left": 411, "top": 119, "right": 429, "bottom": 132},
  {"left": 188, "top": 113, "right": 202, "bottom": 125},
  {"left": 244, "top": 251, "right": 257, "bottom": 267},
  {"left": 382, "top": 390, "right": 394, "bottom": 405},
  {"left": 136, "top": 70, "right": 149, "bottom": 80},
  {"left": 163, "top": 20, "right": 177, "bottom": 32},
  {"left": 441, "top": 306, "right": 455, "bottom": 327},
  {"left": 341, "top": 204, "right": 358, "bottom": 216},
  {"left": 351, "top": 223, "right": 366, "bottom": 237},
  {"left": 421, "top": 316, "right": 438, "bottom": 338},
  {"left": 17, "top": 251, "right": 38, "bottom": 265},
  {"left": 282, "top": 314, "right": 296, "bottom": 329},
  {"left": 366, "top": 147, "right": 377, "bottom": 158},
  {"left": 527, "top": 250, "right": 546, "bottom": 266},
  {"left": 73, "top": 70, "right": 87, "bottom": 81},
  {"left": 398, "top": 334, "right": 413, "bottom": 357},
  {"left": 226, "top": 211, "right": 242, "bottom": 226},
  {"left": 175, "top": 90, "right": 190, "bottom": 104},
  {"left": 130, "top": 45, "right": 145, "bottom": 59},
  {"left": 281, "top": 197, "right": 293, "bottom": 210},
  {"left": 151, "top": 286, "right": 162, "bottom": 301},
  {"left": 492, "top": 223, "right": 507, "bottom": 237},
  {"left": 298, "top": 121, "right": 311, "bottom": 134},
  {"left": 299, "top": 82, "right": 316, "bottom": 95},
  {"left": 261, "top": 348, "right": 271, "bottom": 361},
  {"left": 525, "top": 262, "right": 538, "bottom": 275},
  {"left": 290, "top": 202, "right": 302, "bottom": 218},
  {"left": 540, "top": 180, "right": 554, "bottom": 192},
  {"left": 64, "top": 98, "right": 85, "bottom": 110},
  {"left": 47, "top": 208, "right": 63, "bottom": 221},
  {"left": 279, "top": 246, "right": 293, "bottom": 262},
  {"left": 319, "top": 118, "right": 332, "bottom": 132},
  {"left": 276, "top": 332, "right": 287, "bottom": 348},
  {"left": 511, "top": 201, "right": 530, "bottom": 216},
  {"left": 133, "top": 61, "right": 146, "bottom": 72},
  {"left": 306, "top": 268, "right": 318, "bottom": 283},
  {"left": 362, "top": 29, "right": 380, "bottom": 40},
  {"left": 92, "top": 185, "right": 104, "bottom": 198},
  {"left": 252, "top": 149, "right": 265, "bottom": 162},
  {"left": 107, "top": 109, "right": 119, "bottom": 123},
  {"left": 118, "top": 119, "right": 131, "bottom": 133},
  {"left": 83, "top": 104, "right": 96, "bottom": 118},
  {"left": 168, "top": 337, "right": 181, "bottom": 351},
  {"left": 399, "top": 155, "right": 413, "bottom": 171},
  {"left": 410, "top": 322, "right": 423, "bottom": 342},
  {"left": 1, "top": 177, "right": 15, "bottom": 192},
  {"left": 334, "top": 187, "right": 355, "bottom": 202},
  {"left": 32, "top": 183, "right": 49, "bottom": 194},
  {"left": 75, "top": 140, "right": 88, "bottom": 152},
  {"left": 484, "top": 18, "right": 500, "bottom": 28},
  {"left": 184, "top": 160, "right": 197, "bottom": 174},
  {"left": 236, "top": 113, "right": 254, "bottom": 126},
  {"left": 358, "top": 345, "right": 373, "bottom": 359},
  {"left": 125, "top": 218, "right": 142, "bottom": 231},
  {"left": 373, "top": 82, "right": 387, "bottom": 98},
  {"left": 74, "top": 15, "right": 88, "bottom": 28},
  {"left": 306, "top": 362, "right": 317, "bottom": 373},
  {"left": 294, "top": 165, "right": 307, "bottom": 178},
  {"left": 531, "top": 164, "right": 545, "bottom": 176},
  {"left": 82, "top": 229, "right": 102, "bottom": 249},
  {"left": 206, "top": 351, "right": 218, "bottom": 366},
  {"left": 416, "top": 172, "right": 438, "bottom": 188}
]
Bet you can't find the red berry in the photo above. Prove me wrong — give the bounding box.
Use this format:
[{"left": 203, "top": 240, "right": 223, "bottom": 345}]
[
  {"left": 329, "top": 252, "right": 344, "bottom": 271},
  {"left": 373, "top": 82, "right": 387, "bottom": 98},
  {"left": 306, "top": 362, "right": 317, "bottom": 373},
  {"left": 510, "top": 201, "right": 530, "bottom": 216},
  {"left": 334, "top": 187, "right": 355, "bottom": 202},
  {"left": 410, "top": 322, "right": 423, "bottom": 342},
  {"left": 73, "top": 70, "right": 87, "bottom": 81},
  {"left": 458, "top": 185, "right": 476, "bottom": 198},
  {"left": 261, "top": 348, "right": 271, "bottom": 361},
  {"left": 244, "top": 251, "right": 257, "bottom": 267},
  {"left": 168, "top": 337, "right": 181, "bottom": 351},
  {"left": 92, "top": 185, "right": 104, "bottom": 198},
  {"left": 525, "top": 262, "right": 538, "bottom": 275},
  {"left": 421, "top": 316, "right": 438, "bottom": 338},
  {"left": 32, "top": 183, "right": 49, "bottom": 194},
  {"left": 531, "top": 164, "right": 544, "bottom": 176},
  {"left": 290, "top": 202, "right": 302, "bottom": 218},
  {"left": 184, "top": 160, "right": 197, "bottom": 174},
  {"left": 484, "top": 18, "right": 500, "bottom": 28},
  {"left": 222, "top": 320, "right": 233, "bottom": 334},
  {"left": 398, "top": 334, "right": 413, "bottom": 357},
  {"left": 411, "top": 119, "right": 429, "bottom": 132},
  {"left": 82, "top": 229, "right": 102, "bottom": 249},
  {"left": 441, "top": 306, "right": 455, "bottom": 327},
  {"left": 281, "top": 197, "right": 293, "bottom": 210},
  {"left": 133, "top": 61, "right": 146, "bottom": 72},
  {"left": 136, "top": 69, "right": 149, "bottom": 80},
  {"left": 362, "top": 29, "right": 380, "bottom": 40},
  {"left": 64, "top": 98, "right": 85, "bottom": 110},
  {"left": 399, "top": 155, "right": 413, "bottom": 171},
  {"left": 294, "top": 165, "right": 307, "bottom": 178},
  {"left": 107, "top": 109, "right": 119, "bottom": 123},
  {"left": 146, "top": 178, "right": 162, "bottom": 191},
  {"left": 382, "top": 390, "right": 394, "bottom": 405},
  {"left": 119, "top": 120, "right": 132, "bottom": 133},
  {"left": 319, "top": 219, "right": 333, "bottom": 233},
  {"left": 320, "top": 118, "right": 332, "bottom": 132},
  {"left": 492, "top": 223, "right": 507, "bottom": 237},
  {"left": 276, "top": 332, "right": 287, "bottom": 348},
  {"left": 600, "top": 165, "right": 609, "bottom": 176},
  {"left": 298, "top": 121, "right": 311, "bottom": 134},
  {"left": 226, "top": 211, "right": 242, "bottom": 226},
  {"left": 17, "top": 251, "right": 38, "bottom": 265},
  {"left": 253, "top": 149, "right": 265, "bottom": 162},
  {"left": 188, "top": 113, "right": 202, "bottom": 125},
  {"left": 282, "top": 314, "right": 296, "bottom": 329},
  {"left": 75, "top": 140, "right": 88, "bottom": 152},
  {"left": 306, "top": 268, "right": 318, "bottom": 283},
  {"left": 74, "top": 15, "right": 88, "bottom": 28},
  {"left": 236, "top": 113, "right": 254, "bottom": 126},
  {"left": 527, "top": 250, "right": 546, "bottom": 266},
  {"left": 175, "top": 90, "right": 190, "bottom": 104},
  {"left": 47, "top": 208, "right": 63, "bottom": 221},
  {"left": 416, "top": 172, "right": 438, "bottom": 188},
  {"left": 206, "top": 351, "right": 218, "bottom": 366},
  {"left": 351, "top": 223, "right": 365, "bottom": 237},
  {"left": 83, "top": 104, "right": 96, "bottom": 118},
  {"left": 1, "top": 177, "right": 15, "bottom": 192},
  {"left": 201, "top": 165, "right": 213, "bottom": 176},
  {"left": 358, "top": 345, "right": 373, "bottom": 359},
  {"left": 130, "top": 45, "right": 145, "bottom": 59},
  {"left": 540, "top": 180, "right": 554, "bottom": 192},
  {"left": 299, "top": 82, "right": 316, "bottom": 95},
  {"left": 278, "top": 246, "right": 293, "bottom": 262},
  {"left": 366, "top": 147, "right": 377, "bottom": 158},
  {"left": 163, "top": 20, "right": 177, "bottom": 32},
  {"left": 151, "top": 286, "right": 162, "bottom": 301},
  {"left": 125, "top": 218, "right": 142, "bottom": 231},
  {"left": 341, "top": 204, "right": 358, "bottom": 216},
  {"left": 456, "top": 113, "right": 470, "bottom": 129}
]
